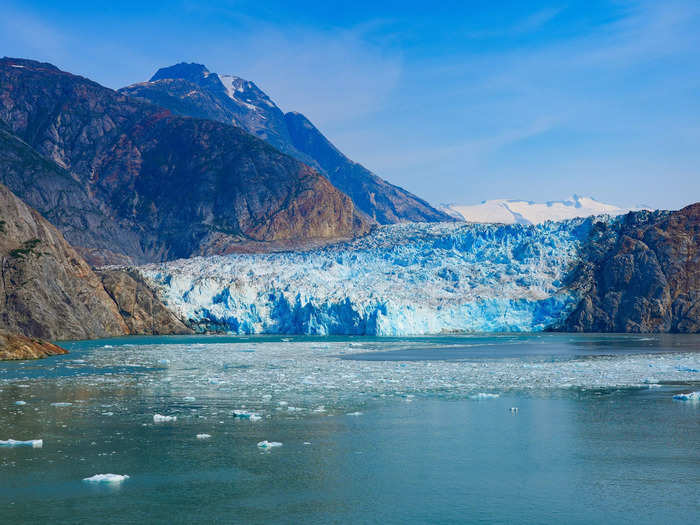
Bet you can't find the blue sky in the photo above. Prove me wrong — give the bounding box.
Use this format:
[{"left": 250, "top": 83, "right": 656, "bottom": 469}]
[{"left": 2, "top": 0, "right": 699, "bottom": 209}]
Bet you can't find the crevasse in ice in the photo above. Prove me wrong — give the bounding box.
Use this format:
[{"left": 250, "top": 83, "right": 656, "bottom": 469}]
[{"left": 139, "top": 218, "right": 600, "bottom": 335}]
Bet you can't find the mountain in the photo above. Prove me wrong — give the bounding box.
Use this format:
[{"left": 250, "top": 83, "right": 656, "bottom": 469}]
[
  {"left": 559, "top": 203, "right": 699, "bottom": 332},
  {"left": 440, "top": 195, "right": 648, "bottom": 225},
  {"left": 119, "top": 63, "right": 451, "bottom": 224},
  {"left": 0, "top": 182, "right": 128, "bottom": 340},
  {"left": 0, "top": 58, "right": 371, "bottom": 265}
]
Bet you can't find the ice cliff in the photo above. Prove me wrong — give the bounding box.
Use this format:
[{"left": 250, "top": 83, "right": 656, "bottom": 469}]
[{"left": 138, "top": 218, "right": 604, "bottom": 335}]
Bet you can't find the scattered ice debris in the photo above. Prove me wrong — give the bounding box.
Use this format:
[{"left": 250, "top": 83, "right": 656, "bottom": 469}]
[
  {"left": 153, "top": 414, "right": 177, "bottom": 423},
  {"left": 196, "top": 434, "right": 211, "bottom": 439},
  {"left": 82, "top": 474, "right": 129, "bottom": 483},
  {"left": 278, "top": 401, "right": 288, "bottom": 407},
  {"left": 50, "top": 402, "right": 73, "bottom": 407},
  {"left": 346, "top": 411, "right": 363, "bottom": 416},
  {"left": 0, "top": 439, "right": 43, "bottom": 448},
  {"left": 157, "top": 359, "right": 171, "bottom": 367},
  {"left": 313, "top": 406, "right": 326, "bottom": 413},
  {"left": 509, "top": 407, "right": 519, "bottom": 413},
  {"left": 14, "top": 401, "right": 26, "bottom": 406},
  {"left": 470, "top": 393, "right": 500, "bottom": 400},
  {"left": 672, "top": 391, "right": 700, "bottom": 401},
  {"left": 257, "top": 440, "right": 282, "bottom": 449},
  {"left": 102, "top": 412, "right": 114, "bottom": 416},
  {"left": 676, "top": 366, "right": 699, "bottom": 373},
  {"left": 102, "top": 345, "right": 113, "bottom": 348},
  {"left": 183, "top": 396, "right": 196, "bottom": 402}
]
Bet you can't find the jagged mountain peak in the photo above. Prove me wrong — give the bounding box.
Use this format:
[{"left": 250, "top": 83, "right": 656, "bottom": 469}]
[{"left": 150, "top": 62, "right": 211, "bottom": 83}]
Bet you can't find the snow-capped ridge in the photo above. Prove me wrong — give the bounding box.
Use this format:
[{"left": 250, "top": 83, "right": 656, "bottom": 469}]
[{"left": 440, "top": 196, "right": 650, "bottom": 225}]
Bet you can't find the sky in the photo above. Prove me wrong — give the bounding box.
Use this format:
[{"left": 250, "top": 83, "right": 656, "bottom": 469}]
[{"left": 1, "top": 0, "right": 699, "bottom": 210}]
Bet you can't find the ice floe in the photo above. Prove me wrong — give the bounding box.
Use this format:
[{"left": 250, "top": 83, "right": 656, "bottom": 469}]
[
  {"left": 0, "top": 439, "right": 43, "bottom": 448},
  {"left": 82, "top": 474, "right": 129, "bottom": 483},
  {"left": 196, "top": 433, "right": 211, "bottom": 439},
  {"left": 257, "top": 440, "right": 282, "bottom": 449},
  {"left": 153, "top": 414, "right": 177, "bottom": 423},
  {"left": 672, "top": 391, "right": 700, "bottom": 401}
]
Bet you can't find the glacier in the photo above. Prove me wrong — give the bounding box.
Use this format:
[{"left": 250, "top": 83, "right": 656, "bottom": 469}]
[{"left": 138, "top": 218, "right": 607, "bottom": 336}]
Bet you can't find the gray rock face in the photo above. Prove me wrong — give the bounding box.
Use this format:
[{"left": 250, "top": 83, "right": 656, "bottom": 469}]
[
  {"left": 559, "top": 204, "right": 700, "bottom": 333},
  {"left": 120, "top": 63, "right": 452, "bottom": 224},
  {"left": 0, "top": 183, "right": 128, "bottom": 340},
  {"left": 97, "top": 268, "right": 193, "bottom": 335},
  {"left": 0, "top": 58, "right": 371, "bottom": 265}
]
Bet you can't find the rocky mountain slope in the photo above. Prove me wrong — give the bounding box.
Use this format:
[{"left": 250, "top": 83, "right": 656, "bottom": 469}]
[
  {"left": 559, "top": 203, "right": 699, "bottom": 332},
  {"left": 0, "top": 182, "right": 128, "bottom": 340},
  {"left": 120, "top": 63, "right": 451, "bottom": 224},
  {"left": 0, "top": 330, "right": 67, "bottom": 360},
  {"left": 0, "top": 58, "right": 371, "bottom": 265}
]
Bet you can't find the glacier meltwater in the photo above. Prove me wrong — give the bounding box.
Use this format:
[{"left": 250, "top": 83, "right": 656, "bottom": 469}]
[{"left": 139, "top": 219, "right": 601, "bottom": 335}]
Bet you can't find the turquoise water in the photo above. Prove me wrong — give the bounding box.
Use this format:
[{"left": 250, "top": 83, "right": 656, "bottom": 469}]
[{"left": 1, "top": 334, "right": 699, "bottom": 524}]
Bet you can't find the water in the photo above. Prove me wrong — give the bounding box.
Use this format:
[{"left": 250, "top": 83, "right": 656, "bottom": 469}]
[{"left": 1, "top": 334, "right": 698, "bottom": 524}]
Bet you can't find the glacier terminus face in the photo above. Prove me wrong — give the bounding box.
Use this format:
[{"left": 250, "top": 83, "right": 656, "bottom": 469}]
[{"left": 139, "top": 219, "right": 601, "bottom": 335}]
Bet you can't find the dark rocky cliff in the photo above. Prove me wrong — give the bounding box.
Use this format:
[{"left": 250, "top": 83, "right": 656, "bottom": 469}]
[
  {"left": 0, "top": 58, "right": 371, "bottom": 265},
  {"left": 120, "top": 63, "right": 452, "bottom": 224},
  {"left": 0, "top": 182, "right": 129, "bottom": 340},
  {"left": 0, "top": 330, "right": 67, "bottom": 360},
  {"left": 559, "top": 204, "right": 699, "bottom": 333}
]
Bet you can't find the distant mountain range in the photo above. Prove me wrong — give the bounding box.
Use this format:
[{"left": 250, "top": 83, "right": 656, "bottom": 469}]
[
  {"left": 120, "top": 63, "right": 451, "bottom": 224},
  {"left": 440, "top": 195, "right": 651, "bottom": 225}
]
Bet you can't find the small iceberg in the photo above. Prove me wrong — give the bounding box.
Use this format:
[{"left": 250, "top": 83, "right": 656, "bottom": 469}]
[
  {"left": 153, "top": 414, "right": 177, "bottom": 423},
  {"left": 82, "top": 474, "right": 129, "bottom": 483},
  {"left": 257, "top": 440, "right": 282, "bottom": 449},
  {"left": 672, "top": 391, "right": 700, "bottom": 401},
  {"left": 470, "top": 393, "right": 500, "bottom": 400},
  {"left": 0, "top": 439, "right": 43, "bottom": 448},
  {"left": 14, "top": 401, "right": 26, "bottom": 406},
  {"left": 233, "top": 410, "right": 261, "bottom": 421},
  {"left": 158, "top": 359, "right": 171, "bottom": 367},
  {"left": 183, "top": 396, "right": 196, "bottom": 402},
  {"left": 196, "top": 433, "right": 211, "bottom": 439},
  {"left": 51, "top": 402, "right": 73, "bottom": 407},
  {"left": 346, "top": 411, "right": 363, "bottom": 416},
  {"left": 509, "top": 407, "right": 519, "bottom": 413}
]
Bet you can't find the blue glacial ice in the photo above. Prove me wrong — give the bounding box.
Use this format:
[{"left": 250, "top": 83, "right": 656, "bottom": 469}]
[{"left": 139, "top": 219, "right": 602, "bottom": 336}]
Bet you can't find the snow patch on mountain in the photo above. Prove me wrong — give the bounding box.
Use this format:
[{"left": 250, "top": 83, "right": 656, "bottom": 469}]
[
  {"left": 138, "top": 219, "right": 603, "bottom": 336},
  {"left": 440, "top": 196, "right": 649, "bottom": 225}
]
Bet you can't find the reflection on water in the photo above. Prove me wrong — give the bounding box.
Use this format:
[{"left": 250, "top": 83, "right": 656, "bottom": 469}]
[{"left": 0, "top": 334, "right": 698, "bottom": 524}]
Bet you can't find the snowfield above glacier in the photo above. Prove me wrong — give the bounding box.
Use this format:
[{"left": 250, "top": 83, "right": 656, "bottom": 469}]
[{"left": 138, "top": 219, "right": 603, "bottom": 335}]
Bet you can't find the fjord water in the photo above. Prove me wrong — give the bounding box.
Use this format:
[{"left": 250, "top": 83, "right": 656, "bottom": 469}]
[{"left": 1, "top": 334, "right": 698, "bottom": 524}]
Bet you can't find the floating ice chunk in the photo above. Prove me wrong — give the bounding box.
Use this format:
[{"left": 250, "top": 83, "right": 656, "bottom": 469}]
[
  {"left": 346, "top": 411, "right": 363, "bottom": 416},
  {"left": 509, "top": 407, "right": 519, "bottom": 413},
  {"left": 196, "top": 433, "right": 211, "bottom": 439},
  {"left": 183, "top": 396, "right": 196, "bottom": 402},
  {"left": 51, "top": 402, "right": 73, "bottom": 407},
  {"left": 14, "top": 401, "right": 26, "bottom": 406},
  {"left": 233, "top": 410, "right": 261, "bottom": 420},
  {"left": 470, "top": 393, "right": 500, "bottom": 400},
  {"left": 303, "top": 442, "right": 312, "bottom": 445},
  {"left": 82, "top": 474, "right": 129, "bottom": 483},
  {"left": 0, "top": 439, "right": 43, "bottom": 448},
  {"left": 103, "top": 345, "right": 113, "bottom": 348},
  {"left": 672, "top": 391, "right": 700, "bottom": 401},
  {"left": 257, "top": 440, "right": 282, "bottom": 449},
  {"left": 158, "top": 359, "right": 171, "bottom": 367},
  {"left": 102, "top": 412, "right": 114, "bottom": 416},
  {"left": 153, "top": 414, "right": 177, "bottom": 422},
  {"left": 278, "top": 401, "right": 288, "bottom": 407}
]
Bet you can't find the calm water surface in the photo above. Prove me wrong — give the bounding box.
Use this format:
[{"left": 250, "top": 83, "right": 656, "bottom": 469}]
[{"left": 1, "top": 334, "right": 698, "bottom": 524}]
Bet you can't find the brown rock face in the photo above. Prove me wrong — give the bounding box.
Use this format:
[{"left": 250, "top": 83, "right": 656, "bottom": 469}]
[
  {"left": 0, "top": 58, "right": 371, "bottom": 265},
  {"left": 0, "top": 329, "right": 67, "bottom": 360},
  {"left": 0, "top": 183, "right": 129, "bottom": 339},
  {"left": 559, "top": 204, "right": 700, "bottom": 333},
  {"left": 97, "top": 268, "right": 192, "bottom": 335}
]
